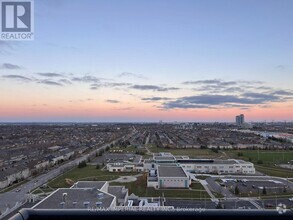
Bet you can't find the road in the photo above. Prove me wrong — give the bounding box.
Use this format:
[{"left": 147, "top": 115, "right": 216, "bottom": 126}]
[{"left": 0, "top": 134, "right": 131, "bottom": 218}]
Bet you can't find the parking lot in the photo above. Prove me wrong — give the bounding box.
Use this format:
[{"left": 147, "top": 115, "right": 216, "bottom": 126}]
[
  {"left": 221, "top": 200, "right": 258, "bottom": 209},
  {"left": 165, "top": 199, "right": 258, "bottom": 209},
  {"left": 255, "top": 198, "right": 293, "bottom": 209},
  {"left": 91, "top": 153, "right": 142, "bottom": 165},
  {"left": 220, "top": 178, "right": 292, "bottom": 196},
  {"left": 165, "top": 199, "right": 216, "bottom": 209}
]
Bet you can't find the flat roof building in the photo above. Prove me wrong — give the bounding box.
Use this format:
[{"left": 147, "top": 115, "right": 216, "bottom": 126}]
[
  {"left": 33, "top": 188, "right": 116, "bottom": 209},
  {"left": 147, "top": 165, "right": 191, "bottom": 189},
  {"left": 33, "top": 181, "right": 129, "bottom": 209}
]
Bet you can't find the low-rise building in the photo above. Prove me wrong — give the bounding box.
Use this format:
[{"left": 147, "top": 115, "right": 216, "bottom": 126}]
[
  {"left": 33, "top": 181, "right": 129, "bottom": 209},
  {"left": 0, "top": 165, "right": 30, "bottom": 189},
  {"left": 178, "top": 159, "right": 255, "bottom": 174},
  {"left": 157, "top": 165, "right": 191, "bottom": 188},
  {"left": 107, "top": 163, "right": 144, "bottom": 172}
]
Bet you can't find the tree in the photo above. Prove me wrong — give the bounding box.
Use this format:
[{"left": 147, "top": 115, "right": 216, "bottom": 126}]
[
  {"left": 237, "top": 152, "right": 243, "bottom": 157},
  {"left": 234, "top": 185, "right": 240, "bottom": 195},
  {"left": 262, "top": 186, "right": 267, "bottom": 195},
  {"left": 211, "top": 148, "right": 219, "bottom": 153},
  {"left": 78, "top": 160, "right": 87, "bottom": 168}
]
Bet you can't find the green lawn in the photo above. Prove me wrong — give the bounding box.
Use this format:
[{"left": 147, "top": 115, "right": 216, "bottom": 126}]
[
  {"left": 255, "top": 165, "right": 293, "bottom": 178},
  {"left": 146, "top": 144, "right": 219, "bottom": 158},
  {"left": 110, "top": 174, "right": 210, "bottom": 199},
  {"left": 227, "top": 150, "right": 293, "bottom": 164},
  {"left": 48, "top": 165, "right": 138, "bottom": 188}
]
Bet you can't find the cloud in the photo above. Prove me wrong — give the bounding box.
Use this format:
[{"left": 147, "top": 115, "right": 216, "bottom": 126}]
[
  {"left": 183, "top": 79, "right": 268, "bottom": 96},
  {"left": 271, "top": 90, "right": 293, "bottom": 96},
  {"left": 141, "top": 97, "right": 171, "bottom": 101},
  {"left": 38, "top": 80, "right": 63, "bottom": 86},
  {"left": 58, "top": 79, "right": 72, "bottom": 84},
  {"left": 2, "top": 74, "right": 32, "bottom": 81},
  {"left": 118, "top": 72, "right": 147, "bottom": 79},
  {"left": 1, "top": 63, "right": 21, "bottom": 69},
  {"left": 36, "top": 72, "right": 64, "bottom": 77},
  {"left": 90, "top": 86, "right": 99, "bottom": 90},
  {"left": 130, "top": 84, "right": 180, "bottom": 92},
  {"left": 162, "top": 93, "right": 282, "bottom": 109},
  {"left": 222, "top": 87, "right": 244, "bottom": 93},
  {"left": 103, "top": 82, "right": 132, "bottom": 87},
  {"left": 182, "top": 79, "right": 221, "bottom": 85},
  {"left": 242, "top": 92, "right": 280, "bottom": 101},
  {"left": 71, "top": 75, "right": 100, "bottom": 83},
  {"left": 183, "top": 79, "right": 262, "bottom": 87},
  {"left": 106, "top": 99, "right": 120, "bottom": 103}
]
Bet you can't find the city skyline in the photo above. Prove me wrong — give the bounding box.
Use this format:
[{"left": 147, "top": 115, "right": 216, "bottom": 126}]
[{"left": 1, "top": 0, "right": 293, "bottom": 122}]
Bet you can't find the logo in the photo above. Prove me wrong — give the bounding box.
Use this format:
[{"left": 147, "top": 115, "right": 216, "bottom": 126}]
[
  {"left": 276, "top": 203, "right": 287, "bottom": 214},
  {"left": 1, "top": 0, "right": 34, "bottom": 40}
]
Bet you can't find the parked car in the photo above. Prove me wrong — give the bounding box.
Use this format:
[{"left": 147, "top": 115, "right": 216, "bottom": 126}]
[
  {"left": 15, "top": 188, "right": 21, "bottom": 192},
  {"left": 265, "top": 203, "right": 274, "bottom": 208},
  {"left": 289, "top": 198, "right": 293, "bottom": 201}
]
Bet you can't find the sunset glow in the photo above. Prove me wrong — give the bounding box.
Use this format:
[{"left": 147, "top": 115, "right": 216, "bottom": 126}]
[{"left": 1, "top": 0, "right": 292, "bottom": 122}]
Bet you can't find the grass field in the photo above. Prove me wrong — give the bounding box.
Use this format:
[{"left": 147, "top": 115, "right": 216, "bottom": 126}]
[
  {"left": 254, "top": 165, "right": 293, "bottom": 178},
  {"left": 147, "top": 144, "right": 219, "bottom": 158},
  {"left": 110, "top": 174, "right": 210, "bottom": 199},
  {"left": 48, "top": 165, "right": 137, "bottom": 188},
  {"left": 226, "top": 150, "right": 293, "bottom": 164}
]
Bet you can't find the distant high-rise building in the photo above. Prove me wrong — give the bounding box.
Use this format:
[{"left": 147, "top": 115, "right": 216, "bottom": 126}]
[
  {"left": 236, "top": 114, "right": 245, "bottom": 126},
  {"left": 239, "top": 114, "right": 245, "bottom": 124},
  {"left": 236, "top": 115, "right": 241, "bottom": 126}
]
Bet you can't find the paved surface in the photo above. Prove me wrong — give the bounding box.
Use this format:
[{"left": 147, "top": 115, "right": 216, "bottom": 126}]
[
  {"left": 165, "top": 199, "right": 216, "bottom": 209},
  {"left": 255, "top": 198, "right": 293, "bottom": 209},
  {"left": 112, "top": 176, "right": 137, "bottom": 183},
  {"left": 0, "top": 135, "right": 130, "bottom": 218},
  {"left": 198, "top": 180, "right": 216, "bottom": 199},
  {"left": 91, "top": 153, "right": 141, "bottom": 164},
  {"left": 205, "top": 177, "right": 235, "bottom": 198},
  {"left": 204, "top": 175, "right": 293, "bottom": 198}
]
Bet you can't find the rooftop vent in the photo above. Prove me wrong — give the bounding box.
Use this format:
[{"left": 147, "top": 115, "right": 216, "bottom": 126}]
[
  {"left": 72, "top": 201, "right": 77, "bottom": 208},
  {"left": 83, "top": 201, "right": 90, "bottom": 209},
  {"left": 62, "top": 193, "right": 68, "bottom": 202},
  {"left": 60, "top": 202, "right": 65, "bottom": 209},
  {"left": 96, "top": 201, "right": 102, "bottom": 207},
  {"left": 97, "top": 192, "right": 104, "bottom": 199}
]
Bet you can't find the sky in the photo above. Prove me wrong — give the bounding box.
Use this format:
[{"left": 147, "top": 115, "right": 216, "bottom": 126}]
[{"left": 0, "top": 0, "right": 293, "bottom": 122}]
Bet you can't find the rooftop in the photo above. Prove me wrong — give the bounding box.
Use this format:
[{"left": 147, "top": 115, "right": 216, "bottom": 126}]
[
  {"left": 154, "top": 156, "right": 175, "bottom": 161},
  {"left": 158, "top": 166, "right": 188, "bottom": 178},
  {"left": 71, "top": 181, "right": 107, "bottom": 190},
  {"left": 33, "top": 188, "right": 115, "bottom": 209},
  {"left": 108, "top": 186, "right": 128, "bottom": 202}
]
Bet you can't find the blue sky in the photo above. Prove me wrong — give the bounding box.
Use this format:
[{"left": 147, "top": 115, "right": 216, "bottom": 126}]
[{"left": 0, "top": 0, "right": 293, "bottom": 122}]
